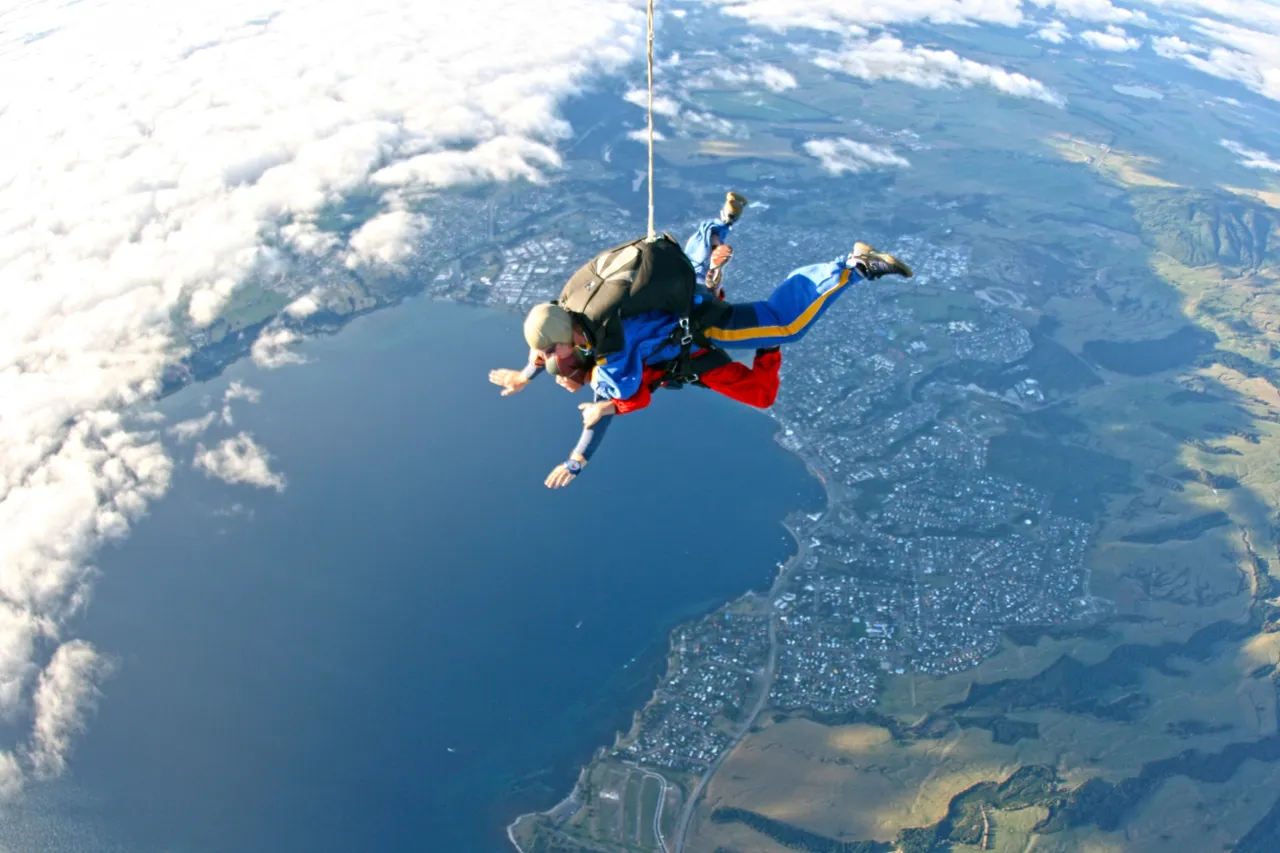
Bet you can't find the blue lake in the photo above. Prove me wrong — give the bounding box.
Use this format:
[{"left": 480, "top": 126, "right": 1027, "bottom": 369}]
[{"left": 5, "top": 297, "right": 821, "bottom": 853}]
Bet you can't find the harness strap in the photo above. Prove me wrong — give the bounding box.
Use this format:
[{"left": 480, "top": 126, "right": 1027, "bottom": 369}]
[{"left": 650, "top": 344, "right": 733, "bottom": 392}]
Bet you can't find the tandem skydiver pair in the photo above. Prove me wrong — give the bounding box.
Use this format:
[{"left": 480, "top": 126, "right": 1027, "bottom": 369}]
[{"left": 488, "top": 192, "right": 914, "bottom": 488}]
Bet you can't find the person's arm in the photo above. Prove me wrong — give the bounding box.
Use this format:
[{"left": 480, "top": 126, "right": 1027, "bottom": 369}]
[
  {"left": 683, "top": 220, "right": 731, "bottom": 281},
  {"left": 698, "top": 348, "right": 782, "bottom": 408},
  {"left": 545, "top": 401, "right": 616, "bottom": 489}
]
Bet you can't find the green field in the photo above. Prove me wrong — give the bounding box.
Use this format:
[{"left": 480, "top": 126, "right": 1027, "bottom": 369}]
[{"left": 639, "top": 775, "right": 660, "bottom": 849}]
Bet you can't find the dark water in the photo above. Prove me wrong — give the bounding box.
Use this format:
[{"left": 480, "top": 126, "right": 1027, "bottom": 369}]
[{"left": 7, "top": 298, "right": 820, "bottom": 853}]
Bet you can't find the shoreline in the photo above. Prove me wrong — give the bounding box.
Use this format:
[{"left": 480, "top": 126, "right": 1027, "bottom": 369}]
[{"left": 505, "top": 420, "right": 835, "bottom": 852}]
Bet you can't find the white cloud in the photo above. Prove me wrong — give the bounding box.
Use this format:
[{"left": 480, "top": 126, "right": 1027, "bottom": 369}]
[
  {"left": 718, "top": 0, "right": 1025, "bottom": 32},
  {"left": 167, "top": 411, "right": 218, "bottom": 443},
  {"left": 757, "top": 65, "right": 799, "bottom": 91},
  {"left": 623, "top": 89, "right": 683, "bottom": 117},
  {"left": 0, "top": 0, "right": 639, "bottom": 794},
  {"left": 344, "top": 208, "right": 430, "bottom": 270},
  {"left": 1181, "top": 17, "right": 1280, "bottom": 101},
  {"left": 224, "top": 381, "right": 261, "bottom": 404},
  {"left": 281, "top": 221, "right": 341, "bottom": 255},
  {"left": 814, "top": 36, "right": 1065, "bottom": 106},
  {"left": 627, "top": 129, "right": 668, "bottom": 142},
  {"left": 285, "top": 294, "right": 320, "bottom": 318},
  {"left": 371, "top": 136, "right": 566, "bottom": 190},
  {"left": 1080, "top": 25, "right": 1140, "bottom": 50},
  {"left": 677, "top": 110, "right": 742, "bottom": 137},
  {"left": 1030, "top": 0, "right": 1148, "bottom": 24},
  {"left": 1035, "top": 20, "right": 1072, "bottom": 42},
  {"left": 194, "top": 433, "right": 287, "bottom": 492},
  {"left": 0, "top": 753, "right": 22, "bottom": 800},
  {"left": 1221, "top": 139, "right": 1280, "bottom": 171},
  {"left": 27, "top": 641, "right": 112, "bottom": 780},
  {"left": 1146, "top": 0, "right": 1280, "bottom": 33},
  {"left": 804, "top": 138, "right": 911, "bottom": 173},
  {"left": 0, "top": 604, "right": 43, "bottom": 719},
  {"left": 219, "top": 380, "right": 261, "bottom": 426},
  {"left": 1146, "top": 6, "right": 1280, "bottom": 102},
  {"left": 1152, "top": 34, "right": 1204, "bottom": 58},
  {"left": 251, "top": 326, "right": 308, "bottom": 369}
]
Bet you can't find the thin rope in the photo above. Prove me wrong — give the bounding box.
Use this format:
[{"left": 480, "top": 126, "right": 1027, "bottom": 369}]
[{"left": 645, "top": 0, "right": 656, "bottom": 242}]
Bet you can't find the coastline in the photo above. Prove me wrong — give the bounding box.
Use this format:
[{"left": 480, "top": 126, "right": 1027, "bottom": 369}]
[{"left": 506, "top": 420, "right": 834, "bottom": 852}]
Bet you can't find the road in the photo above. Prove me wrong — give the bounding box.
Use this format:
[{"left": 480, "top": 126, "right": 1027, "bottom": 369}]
[{"left": 671, "top": 522, "right": 814, "bottom": 853}]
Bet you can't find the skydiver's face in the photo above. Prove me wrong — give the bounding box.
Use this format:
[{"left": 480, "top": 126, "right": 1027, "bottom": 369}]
[{"left": 534, "top": 342, "right": 576, "bottom": 369}]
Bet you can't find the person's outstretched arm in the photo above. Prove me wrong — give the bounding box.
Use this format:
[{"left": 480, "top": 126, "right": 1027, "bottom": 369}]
[{"left": 544, "top": 398, "right": 616, "bottom": 489}]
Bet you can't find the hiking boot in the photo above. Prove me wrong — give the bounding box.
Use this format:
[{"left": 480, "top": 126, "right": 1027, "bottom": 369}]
[
  {"left": 720, "top": 191, "right": 749, "bottom": 225},
  {"left": 849, "top": 241, "right": 913, "bottom": 280}
]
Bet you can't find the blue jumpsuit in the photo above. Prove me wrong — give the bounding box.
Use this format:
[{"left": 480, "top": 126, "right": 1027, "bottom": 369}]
[{"left": 571, "top": 221, "right": 865, "bottom": 464}]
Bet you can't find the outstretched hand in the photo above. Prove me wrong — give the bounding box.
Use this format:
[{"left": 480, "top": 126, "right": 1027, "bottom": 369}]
[
  {"left": 545, "top": 463, "right": 579, "bottom": 489},
  {"left": 489, "top": 368, "right": 529, "bottom": 396},
  {"left": 579, "top": 401, "right": 616, "bottom": 428}
]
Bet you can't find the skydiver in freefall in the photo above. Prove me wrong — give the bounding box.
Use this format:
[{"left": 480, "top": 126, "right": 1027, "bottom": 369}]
[{"left": 488, "top": 191, "right": 913, "bottom": 488}]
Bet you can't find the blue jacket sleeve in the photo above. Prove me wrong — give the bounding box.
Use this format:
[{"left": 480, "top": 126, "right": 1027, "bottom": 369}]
[{"left": 683, "top": 220, "right": 731, "bottom": 281}]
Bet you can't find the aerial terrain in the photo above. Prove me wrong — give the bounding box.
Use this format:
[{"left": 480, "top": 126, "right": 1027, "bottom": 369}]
[{"left": 2, "top": 0, "right": 1280, "bottom": 852}]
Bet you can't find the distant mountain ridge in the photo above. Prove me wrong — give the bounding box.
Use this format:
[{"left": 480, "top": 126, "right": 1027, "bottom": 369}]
[{"left": 1131, "top": 189, "right": 1276, "bottom": 268}]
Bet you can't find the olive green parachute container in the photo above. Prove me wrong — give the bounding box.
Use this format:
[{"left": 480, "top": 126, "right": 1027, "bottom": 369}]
[{"left": 556, "top": 234, "right": 701, "bottom": 357}]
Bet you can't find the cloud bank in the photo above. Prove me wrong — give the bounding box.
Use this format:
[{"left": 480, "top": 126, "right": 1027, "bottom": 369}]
[
  {"left": 714, "top": 0, "right": 1280, "bottom": 104},
  {"left": 0, "top": 0, "right": 639, "bottom": 794},
  {"left": 718, "top": 0, "right": 1026, "bottom": 32},
  {"left": 814, "top": 37, "right": 1065, "bottom": 106}
]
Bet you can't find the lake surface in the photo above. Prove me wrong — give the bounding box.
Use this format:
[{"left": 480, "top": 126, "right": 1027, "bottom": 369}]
[{"left": 1, "top": 297, "right": 821, "bottom": 853}]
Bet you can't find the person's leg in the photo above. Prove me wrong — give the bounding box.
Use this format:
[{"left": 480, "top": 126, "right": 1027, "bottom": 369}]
[
  {"left": 703, "top": 244, "right": 912, "bottom": 350},
  {"left": 703, "top": 261, "right": 856, "bottom": 349},
  {"left": 698, "top": 347, "right": 782, "bottom": 408}
]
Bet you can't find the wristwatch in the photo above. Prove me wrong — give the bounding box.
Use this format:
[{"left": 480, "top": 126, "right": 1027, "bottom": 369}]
[{"left": 565, "top": 459, "right": 583, "bottom": 475}]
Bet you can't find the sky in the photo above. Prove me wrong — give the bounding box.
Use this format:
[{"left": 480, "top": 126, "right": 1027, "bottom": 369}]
[{"left": 0, "top": 0, "right": 1278, "bottom": 802}]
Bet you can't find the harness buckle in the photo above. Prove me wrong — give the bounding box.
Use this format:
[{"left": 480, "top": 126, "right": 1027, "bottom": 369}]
[{"left": 678, "top": 317, "right": 693, "bottom": 346}]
